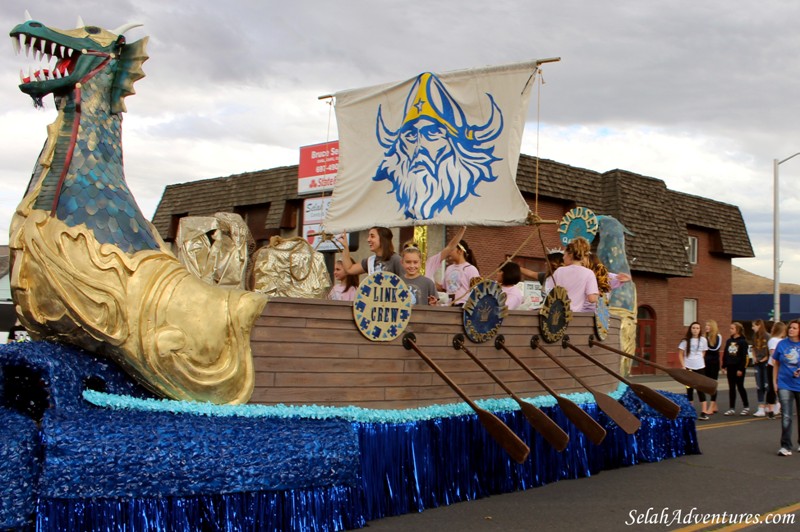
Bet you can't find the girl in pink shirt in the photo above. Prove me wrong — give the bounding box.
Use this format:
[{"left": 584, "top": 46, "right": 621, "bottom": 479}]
[
  {"left": 545, "top": 237, "right": 599, "bottom": 312},
  {"left": 445, "top": 239, "right": 480, "bottom": 306},
  {"left": 327, "top": 259, "right": 359, "bottom": 301},
  {"left": 498, "top": 262, "right": 524, "bottom": 310}
]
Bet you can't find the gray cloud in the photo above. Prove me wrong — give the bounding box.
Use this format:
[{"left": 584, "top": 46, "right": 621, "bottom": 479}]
[{"left": 1, "top": 0, "right": 799, "bottom": 284}]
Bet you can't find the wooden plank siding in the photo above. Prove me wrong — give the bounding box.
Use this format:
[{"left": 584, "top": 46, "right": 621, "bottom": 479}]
[{"left": 250, "top": 298, "right": 623, "bottom": 409}]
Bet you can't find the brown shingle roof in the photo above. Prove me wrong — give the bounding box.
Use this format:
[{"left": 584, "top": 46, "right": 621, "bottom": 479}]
[
  {"left": 152, "top": 166, "right": 299, "bottom": 237},
  {"left": 152, "top": 155, "right": 754, "bottom": 278},
  {"left": 514, "top": 156, "right": 753, "bottom": 277}
]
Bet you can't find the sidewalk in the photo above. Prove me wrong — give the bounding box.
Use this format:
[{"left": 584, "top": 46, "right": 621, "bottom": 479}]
[{"left": 627, "top": 371, "right": 730, "bottom": 395}]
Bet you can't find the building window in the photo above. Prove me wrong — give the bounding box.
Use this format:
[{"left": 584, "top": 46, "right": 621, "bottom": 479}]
[
  {"left": 687, "top": 236, "right": 698, "bottom": 265},
  {"left": 234, "top": 203, "right": 270, "bottom": 241},
  {"left": 167, "top": 213, "right": 188, "bottom": 242},
  {"left": 683, "top": 299, "right": 697, "bottom": 326}
]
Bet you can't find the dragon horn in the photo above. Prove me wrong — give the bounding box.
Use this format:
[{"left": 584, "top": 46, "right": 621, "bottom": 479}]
[
  {"left": 111, "top": 23, "right": 143, "bottom": 36},
  {"left": 76, "top": 16, "right": 85, "bottom": 28},
  {"left": 24, "top": 10, "right": 32, "bottom": 21}
]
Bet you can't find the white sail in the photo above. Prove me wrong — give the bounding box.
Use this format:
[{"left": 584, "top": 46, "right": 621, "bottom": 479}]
[{"left": 323, "top": 61, "right": 538, "bottom": 233}]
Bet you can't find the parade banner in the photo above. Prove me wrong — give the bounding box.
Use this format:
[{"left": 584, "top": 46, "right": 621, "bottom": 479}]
[{"left": 324, "top": 61, "right": 538, "bottom": 232}]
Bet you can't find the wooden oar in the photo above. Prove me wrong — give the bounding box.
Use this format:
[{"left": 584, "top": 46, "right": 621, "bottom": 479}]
[
  {"left": 531, "top": 336, "right": 641, "bottom": 435},
  {"left": 452, "top": 334, "right": 569, "bottom": 452},
  {"left": 588, "top": 336, "right": 718, "bottom": 396},
  {"left": 401, "top": 333, "right": 530, "bottom": 464},
  {"left": 494, "top": 335, "right": 607, "bottom": 445},
  {"left": 563, "top": 338, "right": 681, "bottom": 420}
]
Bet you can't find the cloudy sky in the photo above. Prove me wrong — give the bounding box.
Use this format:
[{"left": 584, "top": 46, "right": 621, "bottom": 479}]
[{"left": 1, "top": 1, "right": 798, "bottom": 285}]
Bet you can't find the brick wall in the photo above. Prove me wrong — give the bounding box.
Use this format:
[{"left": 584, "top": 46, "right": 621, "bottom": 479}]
[
  {"left": 666, "top": 228, "right": 733, "bottom": 359},
  {"left": 460, "top": 198, "right": 568, "bottom": 276}
]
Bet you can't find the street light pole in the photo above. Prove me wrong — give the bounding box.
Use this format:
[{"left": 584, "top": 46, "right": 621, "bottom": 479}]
[{"left": 774, "top": 152, "right": 800, "bottom": 322}]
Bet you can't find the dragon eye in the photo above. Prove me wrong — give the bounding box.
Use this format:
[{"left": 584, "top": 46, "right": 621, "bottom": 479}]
[
  {"left": 85, "top": 26, "right": 101, "bottom": 34},
  {"left": 29, "top": 22, "right": 42, "bottom": 28}
]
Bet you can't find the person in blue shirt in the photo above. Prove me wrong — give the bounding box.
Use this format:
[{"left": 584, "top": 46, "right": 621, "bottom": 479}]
[{"left": 772, "top": 319, "right": 800, "bottom": 456}]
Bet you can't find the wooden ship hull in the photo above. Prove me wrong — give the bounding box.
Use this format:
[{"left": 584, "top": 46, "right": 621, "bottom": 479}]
[{"left": 250, "top": 298, "right": 620, "bottom": 409}]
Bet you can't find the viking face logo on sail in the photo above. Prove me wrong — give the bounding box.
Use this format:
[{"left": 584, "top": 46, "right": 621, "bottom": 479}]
[{"left": 374, "top": 73, "right": 504, "bottom": 220}]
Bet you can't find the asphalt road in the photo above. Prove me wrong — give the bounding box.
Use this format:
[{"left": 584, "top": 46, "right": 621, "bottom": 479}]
[{"left": 364, "top": 375, "right": 800, "bottom": 532}]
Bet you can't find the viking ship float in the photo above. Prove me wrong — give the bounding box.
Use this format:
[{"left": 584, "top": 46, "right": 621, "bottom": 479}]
[{"left": 0, "top": 13, "right": 715, "bottom": 530}]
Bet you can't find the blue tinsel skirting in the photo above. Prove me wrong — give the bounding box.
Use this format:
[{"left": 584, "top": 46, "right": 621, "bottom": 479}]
[{"left": 0, "top": 342, "right": 699, "bottom": 531}]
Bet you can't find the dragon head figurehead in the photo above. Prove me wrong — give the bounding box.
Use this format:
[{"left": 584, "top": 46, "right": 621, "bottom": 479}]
[
  {"left": 8, "top": 14, "right": 268, "bottom": 405},
  {"left": 10, "top": 12, "right": 147, "bottom": 112}
]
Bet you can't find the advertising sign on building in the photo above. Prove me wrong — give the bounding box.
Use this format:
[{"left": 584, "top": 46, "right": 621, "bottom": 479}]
[
  {"left": 522, "top": 280, "right": 544, "bottom": 310},
  {"left": 303, "top": 197, "right": 345, "bottom": 252},
  {"left": 298, "top": 141, "right": 339, "bottom": 195}
]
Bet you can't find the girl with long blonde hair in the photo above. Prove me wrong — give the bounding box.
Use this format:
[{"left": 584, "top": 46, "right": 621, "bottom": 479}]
[{"left": 703, "top": 320, "right": 722, "bottom": 415}]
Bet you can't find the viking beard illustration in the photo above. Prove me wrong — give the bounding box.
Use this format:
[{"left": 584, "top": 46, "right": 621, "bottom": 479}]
[
  {"left": 375, "top": 118, "right": 497, "bottom": 220},
  {"left": 374, "top": 72, "right": 503, "bottom": 221}
]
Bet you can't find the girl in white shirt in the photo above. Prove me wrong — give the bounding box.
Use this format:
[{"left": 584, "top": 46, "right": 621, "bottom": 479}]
[{"left": 679, "top": 321, "right": 709, "bottom": 419}]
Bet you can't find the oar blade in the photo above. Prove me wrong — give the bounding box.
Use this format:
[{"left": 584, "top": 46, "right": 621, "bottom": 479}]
[
  {"left": 555, "top": 396, "right": 607, "bottom": 445},
  {"left": 476, "top": 408, "right": 531, "bottom": 464},
  {"left": 666, "top": 368, "right": 717, "bottom": 395},
  {"left": 631, "top": 383, "right": 681, "bottom": 420},
  {"left": 592, "top": 392, "right": 641, "bottom": 434},
  {"left": 517, "top": 399, "right": 570, "bottom": 451}
]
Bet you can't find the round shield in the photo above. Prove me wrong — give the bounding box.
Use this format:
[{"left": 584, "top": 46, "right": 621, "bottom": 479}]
[
  {"left": 539, "top": 286, "right": 572, "bottom": 343},
  {"left": 462, "top": 279, "right": 507, "bottom": 343},
  {"left": 594, "top": 293, "right": 610, "bottom": 341},
  {"left": 353, "top": 272, "right": 413, "bottom": 342},
  {"left": 557, "top": 206, "right": 598, "bottom": 246}
]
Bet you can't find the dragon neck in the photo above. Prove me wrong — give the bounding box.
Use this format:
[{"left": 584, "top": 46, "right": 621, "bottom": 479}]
[{"left": 27, "top": 61, "right": 161, "bottom": 253}]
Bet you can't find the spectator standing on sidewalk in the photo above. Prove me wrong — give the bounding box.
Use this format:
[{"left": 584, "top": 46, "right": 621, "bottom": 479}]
[
  {"left": 723, "top": 322, "right": 750, "bottom": 416},
  {"left": 678, "top": 321, "right": 709, "bottom": 419},
  {"left": 704, "top": 320, "right": 723, "bottom": 415},
  {"left": 772, "top": 320, "right": 800, "bottom": 456},
  {"left": 751, "top": 319, "right": 771, "bottom": 417},
  {"left": 767, "top": 322, "right": 787, "bottom": 419}
]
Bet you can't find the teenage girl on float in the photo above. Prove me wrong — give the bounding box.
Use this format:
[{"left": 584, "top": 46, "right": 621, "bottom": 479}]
[
  {"left": 338, "top": 226, "right": 402, "bottom": 276},
  {"left": 425, "top": 226, "right": 467, "bottom": 290},
  {"left": 703, "top": 320, "right": 723, "bottom": 415},
  {"left": 400, "top": 246, "right": 438, "bottom": 306},
  {"left": 518, "top": 249, "right": 565, "bottom": 285},
  {"left": 497, "top": 262, "right": 524, "bottom": 310},
  {"left": 327, "top": 259, "right": 359, "bottom": 302},
  {"left": 545, "top": 237, "right": 599, "bottom": 312},
  {"left": 587, "top": 252, "right": 631, "bottom": 294},
  {"left": 445, "top": 239, "right": 480, "bottom": 306},
  {"left": 678, "top": 321, "right": 709, "bottom": 419}
]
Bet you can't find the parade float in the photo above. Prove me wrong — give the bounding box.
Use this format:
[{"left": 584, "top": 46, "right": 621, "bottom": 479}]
[{"left": 1, "top": 14, "right": 714, "bottom": 530}]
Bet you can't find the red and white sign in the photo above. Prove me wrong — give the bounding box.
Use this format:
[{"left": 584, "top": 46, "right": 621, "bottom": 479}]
[{"left": 298, "top": 141, "right": 339, "bottom": 195}]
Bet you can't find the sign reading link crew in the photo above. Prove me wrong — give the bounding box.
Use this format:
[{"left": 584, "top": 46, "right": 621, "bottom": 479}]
[
  {"left": 463, "top": 279, "right": 508, "bottom": 343},
  {"left": 557, "top": 206, "right": 598, "bottom": 245},
  {"left": 353, "top": 272, "right": 413, "bottom": 342}
]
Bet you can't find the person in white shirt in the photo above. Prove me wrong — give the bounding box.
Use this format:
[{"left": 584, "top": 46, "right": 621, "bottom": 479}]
[{"left": 679, "top": 321, "right": 709, "bottom": 419}]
